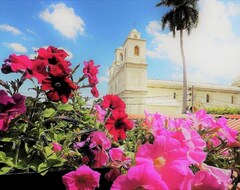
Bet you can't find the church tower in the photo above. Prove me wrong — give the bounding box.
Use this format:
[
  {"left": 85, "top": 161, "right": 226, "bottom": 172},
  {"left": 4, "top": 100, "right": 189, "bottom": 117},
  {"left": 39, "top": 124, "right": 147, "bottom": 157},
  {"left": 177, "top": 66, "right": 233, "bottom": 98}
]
[{"left": 108, "top": 29, "right": 148, "bottom": 114}]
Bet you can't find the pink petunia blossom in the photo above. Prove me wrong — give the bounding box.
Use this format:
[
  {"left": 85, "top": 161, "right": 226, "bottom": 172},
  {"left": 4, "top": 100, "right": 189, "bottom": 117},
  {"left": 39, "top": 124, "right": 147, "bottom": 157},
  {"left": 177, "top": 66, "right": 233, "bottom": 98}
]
[
  {"left": 52, "top": 142, "right": 62, "bottom": 153},
  {"left": 192, "top": 170, "right": 227, "bottom": 190},
  {"left": 92, "top": 149, "right": 109, "bottom": 168},
  {"left": 143, "top": 110, "right": 172, "bottom": 137},
  {"left": 89, "top": 131, "right": 111, "bottom": 150},
  {"left": 136, "top": 135, "right": 194, "bottom": 190},
  {"left": 94, "top": 104, "right": 106, "bottom": 122},
  {"left": 187, "top": 109, "right": 215, "bottom": 130},
  {"left": 62, "top": 164, "right": 100, "bottom": 190},
  {"left": 172, "top": 127, "right": 207, "bottom": 164},
  {"left": 0, "top": 90, "right": 26, "bottom": 131},
  {"left": 111, "top": 165, "right": 168, "bottom": 190}
]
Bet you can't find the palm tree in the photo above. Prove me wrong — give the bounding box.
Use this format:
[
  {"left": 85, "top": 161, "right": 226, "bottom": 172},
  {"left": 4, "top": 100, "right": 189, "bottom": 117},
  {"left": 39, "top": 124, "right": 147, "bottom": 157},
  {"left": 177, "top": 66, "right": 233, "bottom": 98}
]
[{"left": 156, "top": 0, "right": 199, "bottom": 114}]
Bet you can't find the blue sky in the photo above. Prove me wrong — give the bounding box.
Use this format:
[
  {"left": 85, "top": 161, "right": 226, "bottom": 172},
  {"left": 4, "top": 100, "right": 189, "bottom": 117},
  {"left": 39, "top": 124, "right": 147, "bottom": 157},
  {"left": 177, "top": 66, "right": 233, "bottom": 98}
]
[{"left": 1, "top": 0, "right": 240, "bottom": 98}]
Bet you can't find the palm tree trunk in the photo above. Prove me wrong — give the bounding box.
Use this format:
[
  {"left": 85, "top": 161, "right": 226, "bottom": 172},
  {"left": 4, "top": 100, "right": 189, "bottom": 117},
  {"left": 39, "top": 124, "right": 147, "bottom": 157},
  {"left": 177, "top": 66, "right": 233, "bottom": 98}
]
[{"left": 180, "top": 29, "right": 188, "bottom": 114}]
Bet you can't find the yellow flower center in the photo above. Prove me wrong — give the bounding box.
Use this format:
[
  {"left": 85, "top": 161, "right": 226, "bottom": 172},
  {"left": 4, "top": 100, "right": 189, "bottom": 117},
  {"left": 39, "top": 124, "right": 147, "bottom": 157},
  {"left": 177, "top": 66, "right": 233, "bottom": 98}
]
[{"left": 154, "top": 156, "right": 166, "bottom": 169}]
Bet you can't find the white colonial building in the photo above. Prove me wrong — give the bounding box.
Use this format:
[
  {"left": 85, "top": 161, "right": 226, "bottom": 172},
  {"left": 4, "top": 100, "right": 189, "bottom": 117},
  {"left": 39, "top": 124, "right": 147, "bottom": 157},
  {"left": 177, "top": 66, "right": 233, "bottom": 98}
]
[{"left": 108, "top": 29, "right": 240, "bottom": 115}]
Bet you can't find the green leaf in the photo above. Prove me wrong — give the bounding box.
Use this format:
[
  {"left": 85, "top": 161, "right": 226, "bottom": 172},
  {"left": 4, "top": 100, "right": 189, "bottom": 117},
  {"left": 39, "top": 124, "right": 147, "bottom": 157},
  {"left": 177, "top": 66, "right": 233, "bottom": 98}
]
[
  {"left": 0, "top": 151, "right": 6, "bottom": 161},
  {"left": 44, "top": 146, "right": 54, "bottom": 157},
  {"left": 58, "top": 104, "right": 73, "bottom": 111},
  {"left": 5, "top": 158, "right": 14, "bottom": 167},
  {"left": 43, "top": 108, "right": 56, "bottom": 118},
  {"left": 37, "top": 162, "right": 49, "bottom": 174},
  {"left": 0, "top": 166, "right": 12, "bottom": 174}
]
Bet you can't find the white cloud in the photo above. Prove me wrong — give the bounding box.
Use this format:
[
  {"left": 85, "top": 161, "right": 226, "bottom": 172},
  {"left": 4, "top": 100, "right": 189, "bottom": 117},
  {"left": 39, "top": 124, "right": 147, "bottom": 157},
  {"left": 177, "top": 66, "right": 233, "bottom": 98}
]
[
  {"left": 146, "top": 0, "right": 240, "bottom": 85},
  {"left": 99, "top": 76, "right": 108, "bottom": 83},
  {"left": 4, "top": 42, "right": 27, "bottom": 53},
  {"left": 39, "top": 3, "right": 85, "bottom": 39},
  {"left": 0, "top": 24, "right": 22, "bottom": 35}
]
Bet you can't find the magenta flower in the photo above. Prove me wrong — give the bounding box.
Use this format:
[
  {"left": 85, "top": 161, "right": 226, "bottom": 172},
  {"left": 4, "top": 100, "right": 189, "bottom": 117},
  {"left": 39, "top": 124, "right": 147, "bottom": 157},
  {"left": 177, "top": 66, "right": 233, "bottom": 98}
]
[
  {"left": 0, "top": 90, "right": 26, "bottom": 131},
  {"left": 4, "top": 54, "right": 48, "bottom": 84},
  {"left": 136, "top": 135, "right": 193, "bottom": 190},
  {"left": 111, "top": 165, "right": 168, "bottom": 190},
  {"left": 196, "top": 163, "right": 232, "bottom": 189},
  {"left": 62, "top": 164, "right": 101, "bottom": 190},
  {"left": 187, "top": 109, "right": 215, "bottom": 130},
  {"left": 89, "top": 131, "right": 111, "bottom": 150},
  {"left": 192, "top": 171, "right": 227, "bottom": 190},
  {"left": 83, "top": 60, "right": 100, "bottom": 85},
  {"left": 92, "top": 149, "right": 109, "bottom": 168},
  {"left": 52, "top": 142, "right": 62, "bottom": 153},
  {"left": 94, "top": 104, "right": 106, "bottom": 122},
  {"left": 172, "top": 127, "right": 207, "bottom": 164}
]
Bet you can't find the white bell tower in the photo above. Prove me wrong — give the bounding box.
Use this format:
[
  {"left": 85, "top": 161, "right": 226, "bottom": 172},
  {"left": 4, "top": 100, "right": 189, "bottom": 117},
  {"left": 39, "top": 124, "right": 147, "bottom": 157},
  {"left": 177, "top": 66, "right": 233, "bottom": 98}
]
[{"left": 108, "top": 29, "right": 148, "bottom": 114}]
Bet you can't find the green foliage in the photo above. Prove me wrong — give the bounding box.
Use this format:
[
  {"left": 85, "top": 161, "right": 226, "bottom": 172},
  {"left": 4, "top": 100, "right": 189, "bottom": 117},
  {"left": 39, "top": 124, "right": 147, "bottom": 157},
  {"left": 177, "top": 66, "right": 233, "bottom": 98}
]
[
  {"left": 0, "top": 86, "right": 101, "bottom": 175},
  {"left": 206, "top": 107, "right": 240, "bottom": 115}
]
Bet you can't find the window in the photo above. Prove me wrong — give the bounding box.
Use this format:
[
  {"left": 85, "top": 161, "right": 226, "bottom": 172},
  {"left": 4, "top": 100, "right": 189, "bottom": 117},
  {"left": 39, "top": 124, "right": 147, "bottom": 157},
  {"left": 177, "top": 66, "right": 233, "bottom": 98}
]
[
  {"left": 134, "top": 46, "right": 139, "bottom": 56},
  {"left": 120, "top": 53, "right": 123, "bottom": 61},
  {"left": 173, "top": 92, "right": 176, "bottom": 99},
  {"left": 231, "top": 96, "right": 234, "bottom": 104},
  {"left": 206, "top": 94, "right": 210, "bottom": 103},
  {"left": 134, "top": 34, "right": 137, "bottom": 38}
]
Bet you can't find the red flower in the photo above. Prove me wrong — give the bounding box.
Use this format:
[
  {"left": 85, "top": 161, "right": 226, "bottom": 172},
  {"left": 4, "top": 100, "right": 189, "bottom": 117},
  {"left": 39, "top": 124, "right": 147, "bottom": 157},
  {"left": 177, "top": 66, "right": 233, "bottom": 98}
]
[
  {"left": 37, "top": 46, "right": 72, "bottom": 74},
  {"left": 4, "top": 54, "right": 48, "bottom": 84},
  {"left": 91, "top": 85, "right": 99, "bottom": 98},
  {"left": 105, "top": 110, "right": 134, "bottom": 141},
  {"left": 83, "top": 60, "right": 100, "bottom": 85},
  {"left": 101, "top": 94, "right": 126, "bottom": 111},
  {"left": 41, "top": 70, "right": 78, "bottom": 103}
]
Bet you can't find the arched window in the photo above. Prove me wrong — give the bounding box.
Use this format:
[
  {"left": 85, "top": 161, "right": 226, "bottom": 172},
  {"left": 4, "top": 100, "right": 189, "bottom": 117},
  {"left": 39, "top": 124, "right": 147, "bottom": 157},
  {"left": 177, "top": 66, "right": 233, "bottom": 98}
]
[
  {"left": 231, "top": 96, "right": 234, "bottom": 104},
  {"left": 134, "top": 34, "right": 137, "bottom": 39},
  {"left": 206, "top": 94, "right": 210, "bottom": 103},
  {"left": 120, "top": 53, "right": 123, "bottom": 61},
  {"left": 173, "top": 92, "right": 176, "bottom": 99},
  {"left": 134, "top": 46, "right": 139, "bottom": 56}
]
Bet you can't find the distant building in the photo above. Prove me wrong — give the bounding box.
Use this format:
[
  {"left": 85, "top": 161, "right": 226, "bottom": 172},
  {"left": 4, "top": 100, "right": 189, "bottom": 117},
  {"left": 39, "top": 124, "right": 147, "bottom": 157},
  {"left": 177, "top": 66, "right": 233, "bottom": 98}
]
[{"left": 108, "top": 29, "right": 240, "bottom": 115}]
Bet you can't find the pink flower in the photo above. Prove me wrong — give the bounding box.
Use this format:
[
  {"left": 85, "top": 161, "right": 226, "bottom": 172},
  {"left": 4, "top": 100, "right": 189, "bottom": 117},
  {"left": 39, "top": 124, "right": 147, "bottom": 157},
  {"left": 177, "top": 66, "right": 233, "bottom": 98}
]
[
  {"left": 188, "top": 109, "right": 215, "bottom": 130},
  {"left": 109, "top": 148, "right": 131, "bottom": 169},
  {"left": 52, "top": 142, "right": 62, "bottom": 153},
  {"left": 92, "top": 149, "right": 109, "bottom": 168},
  {"left": 196, "top": 163, "right": 232, "bottom": 189},
  {"left": 94, "top": 104, "right": 106, "bottom": 122},
  {"left": 136, "top": 135, "right": 193, "bottom": 190},
  {"left": 83, "top": 59, "right": 100, "bottom": 85},
  {"left": 62, "top": 164, "right": 100, "bottom": 190},
  {"left": 4, "top": 54, "right": 48, "bottom": 84},
  {"left": 89, "top": 131, "right": 111, "bottom": 150},
  {"left": 192, "top": 171, "right": 226, "bottom": 190},
  {"left": 172, "top": 127, "right": 207, "bottom": 164},
  {"left": 111, "top": 165, "right": 168, "bottom": 190},
  {"left": 143, "top": 110, "right": 171, "bottom": 137},
  {"left": 0, "top": 90, "right": 26, "bottom": 131}
]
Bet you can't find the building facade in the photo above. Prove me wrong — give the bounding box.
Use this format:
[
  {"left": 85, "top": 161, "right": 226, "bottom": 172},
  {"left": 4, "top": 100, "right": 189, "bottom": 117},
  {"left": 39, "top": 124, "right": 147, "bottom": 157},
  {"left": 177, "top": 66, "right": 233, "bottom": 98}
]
[{"left": 108, "top": 29, "right": 240, "bottom": 115}]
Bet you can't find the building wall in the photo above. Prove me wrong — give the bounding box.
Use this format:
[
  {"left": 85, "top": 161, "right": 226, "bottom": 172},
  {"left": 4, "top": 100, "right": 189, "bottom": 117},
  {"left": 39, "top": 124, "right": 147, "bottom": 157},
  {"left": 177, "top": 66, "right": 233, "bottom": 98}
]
[{"left": 108, "top": 29, "right": 240, "bottom": 115}]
